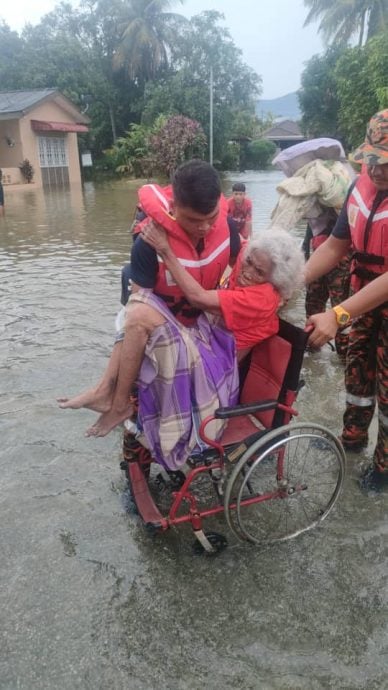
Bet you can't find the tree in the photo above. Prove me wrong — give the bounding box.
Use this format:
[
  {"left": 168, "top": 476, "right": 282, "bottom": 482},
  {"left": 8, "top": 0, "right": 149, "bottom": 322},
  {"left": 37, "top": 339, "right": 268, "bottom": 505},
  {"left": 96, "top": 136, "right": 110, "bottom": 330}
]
[
  {"left": 246, "top": 140, "right": 277, "bottom": 169},
  {"left": 113, "top": 0, "right": 187, "bottom": 80},
  {"left": 149, "top": 115, "right": 206, "bottom": 176},
  {"left": 103, "top": 121, "right": 155, "bottom": 176},
  {"left": 303, "top": 0, "right": 388, "bottom": 47},
  {"left": 0, "top": 21, "right": 25, "bottom": 88},
  {"left": 5, "top": 1, "right": 146, "bottom": 148},
  {"left": 334, "top": 33, "right": 388, "bottom": 148},
  {"left": 139, "top": 11, "right": 261, "bottom": 163},
  {"left": 299, "top": 33, "right": 388, "bottom": 150},
  {"left": 0, "top": 4, "right": 260, "bottom": 167},
  {"left": 298, "top": 47, "right": 343, "bottom": 138}
]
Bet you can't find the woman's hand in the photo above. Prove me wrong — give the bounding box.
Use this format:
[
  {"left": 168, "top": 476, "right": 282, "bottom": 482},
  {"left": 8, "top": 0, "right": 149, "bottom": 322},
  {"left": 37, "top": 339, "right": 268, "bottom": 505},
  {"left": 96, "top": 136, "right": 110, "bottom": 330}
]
[
  {"left": 306, "top": 310, "right": 338, "bottom": 347},
  {"left": 141, "top": 221, "right": 170, "bottom": 255}
]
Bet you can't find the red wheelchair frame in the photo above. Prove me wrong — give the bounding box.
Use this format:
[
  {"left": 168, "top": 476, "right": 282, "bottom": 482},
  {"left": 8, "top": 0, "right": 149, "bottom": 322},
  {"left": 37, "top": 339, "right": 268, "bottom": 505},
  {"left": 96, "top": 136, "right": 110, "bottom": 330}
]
[{"left": 122, "top": 320, "right": 345, "bottom": 553}]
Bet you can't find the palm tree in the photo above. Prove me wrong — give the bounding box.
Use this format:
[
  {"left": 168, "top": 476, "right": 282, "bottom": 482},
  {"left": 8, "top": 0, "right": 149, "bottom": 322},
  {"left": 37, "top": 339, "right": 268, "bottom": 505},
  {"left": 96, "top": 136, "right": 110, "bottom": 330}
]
[
  {"left": 304, "top": 0, "right": 388, "bottom": 47},
  {"left": 113, "top": 0, "right": 187, "bottom": 81}
]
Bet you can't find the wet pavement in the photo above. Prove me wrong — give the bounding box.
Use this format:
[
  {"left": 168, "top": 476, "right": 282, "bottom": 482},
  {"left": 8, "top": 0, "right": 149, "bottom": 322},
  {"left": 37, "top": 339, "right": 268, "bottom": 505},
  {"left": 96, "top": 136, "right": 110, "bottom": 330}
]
[{"left": 0, "top": 173, "right": 387, "bottom": 689}]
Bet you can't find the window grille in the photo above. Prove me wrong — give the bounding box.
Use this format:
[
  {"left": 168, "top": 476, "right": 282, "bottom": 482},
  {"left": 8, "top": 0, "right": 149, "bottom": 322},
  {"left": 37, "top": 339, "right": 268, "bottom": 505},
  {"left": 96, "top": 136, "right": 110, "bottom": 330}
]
[{"left": 38, "top": 136, "right": 68, "bottom": 168}]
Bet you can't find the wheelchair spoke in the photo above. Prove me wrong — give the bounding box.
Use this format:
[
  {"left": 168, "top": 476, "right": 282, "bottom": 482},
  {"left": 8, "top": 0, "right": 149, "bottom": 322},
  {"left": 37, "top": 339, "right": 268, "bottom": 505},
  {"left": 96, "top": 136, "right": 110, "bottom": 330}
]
[{"left": 224, "top": 423, "right": 345, "bottom": 545}]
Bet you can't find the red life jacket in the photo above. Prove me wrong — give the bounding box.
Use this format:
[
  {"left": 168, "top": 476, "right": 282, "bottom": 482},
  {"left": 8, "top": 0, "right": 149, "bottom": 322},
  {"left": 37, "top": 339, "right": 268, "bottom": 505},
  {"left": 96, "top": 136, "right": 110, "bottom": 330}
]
[
  {"left": 348, "top": 174, "right": 388, "bottom": 290},
  {"left": 135, "top": 183, "right": 231, "bottom": 325}
]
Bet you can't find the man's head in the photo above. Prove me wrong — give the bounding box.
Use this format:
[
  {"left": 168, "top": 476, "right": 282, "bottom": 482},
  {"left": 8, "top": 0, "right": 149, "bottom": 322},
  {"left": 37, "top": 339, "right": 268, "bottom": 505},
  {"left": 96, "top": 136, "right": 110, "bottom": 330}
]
[
  {"left": 231, "top": 182, "right": 246, "bottom": 206},
  {"left": 352, "top": 109, "right": 388, "bottom": 191},
  {"left": 171, "top": 159, "right": 221, "bottom": 241}
]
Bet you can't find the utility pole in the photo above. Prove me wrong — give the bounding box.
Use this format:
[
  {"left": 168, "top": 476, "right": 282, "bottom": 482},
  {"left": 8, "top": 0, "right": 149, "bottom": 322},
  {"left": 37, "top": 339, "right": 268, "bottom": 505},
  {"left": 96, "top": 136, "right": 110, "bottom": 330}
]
[{"left": 209, "top": 65, "right": 213, "bottom": 166}]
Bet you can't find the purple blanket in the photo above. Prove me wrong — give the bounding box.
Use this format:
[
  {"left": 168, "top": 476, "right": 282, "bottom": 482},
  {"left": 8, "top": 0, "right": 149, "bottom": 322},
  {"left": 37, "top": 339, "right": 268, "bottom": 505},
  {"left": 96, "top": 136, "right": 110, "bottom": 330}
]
[{"left": 130, "top": 291, "right": 239, "bottom": 470}]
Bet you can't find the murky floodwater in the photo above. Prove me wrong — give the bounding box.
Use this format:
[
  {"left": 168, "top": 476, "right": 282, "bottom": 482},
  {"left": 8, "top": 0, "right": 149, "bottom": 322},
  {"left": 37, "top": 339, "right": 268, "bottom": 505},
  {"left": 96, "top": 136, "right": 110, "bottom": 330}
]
[{"left": 1, "top": 172, "right": 387, "bottom": 690}]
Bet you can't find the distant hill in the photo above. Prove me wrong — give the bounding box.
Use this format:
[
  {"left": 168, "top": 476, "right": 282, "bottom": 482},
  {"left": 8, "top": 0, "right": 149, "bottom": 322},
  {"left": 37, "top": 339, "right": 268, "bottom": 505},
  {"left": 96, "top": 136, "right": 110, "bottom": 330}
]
[{"left": 256, "top": 92, "right": 301, "bottom": 121}]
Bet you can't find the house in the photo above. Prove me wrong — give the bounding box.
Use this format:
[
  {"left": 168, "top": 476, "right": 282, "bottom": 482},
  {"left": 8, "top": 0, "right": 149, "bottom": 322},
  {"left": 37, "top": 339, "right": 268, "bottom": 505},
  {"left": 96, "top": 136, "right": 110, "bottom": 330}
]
[
  {"left": 0, "top": 89, "right": 90, "bottom": 188},
  {"left": 262, "top": 119, "right": 305, "bottom": 151}
]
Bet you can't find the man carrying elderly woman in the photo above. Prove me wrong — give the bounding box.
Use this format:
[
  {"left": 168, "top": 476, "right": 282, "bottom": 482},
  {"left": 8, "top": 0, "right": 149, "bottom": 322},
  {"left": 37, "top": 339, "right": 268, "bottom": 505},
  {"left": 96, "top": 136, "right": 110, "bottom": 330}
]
[{"left": 58, "top": 159, "right": 303, "bottom": 471}]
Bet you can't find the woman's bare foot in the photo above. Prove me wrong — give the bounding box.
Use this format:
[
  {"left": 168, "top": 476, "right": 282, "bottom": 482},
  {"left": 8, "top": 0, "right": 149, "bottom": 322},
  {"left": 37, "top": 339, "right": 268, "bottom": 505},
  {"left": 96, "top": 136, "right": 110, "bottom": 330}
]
[
  {"left": 85, "top": 405, "right": 133, "bottom": 437},
  {"left": 57, "top": 386, "right": 113, "bottom": 413}
]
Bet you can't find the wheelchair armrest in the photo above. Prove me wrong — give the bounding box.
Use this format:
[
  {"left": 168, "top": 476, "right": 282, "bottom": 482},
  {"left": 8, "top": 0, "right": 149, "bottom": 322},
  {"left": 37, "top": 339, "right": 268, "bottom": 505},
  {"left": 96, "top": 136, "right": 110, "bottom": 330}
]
[{"left": 215, "top": 399, "right": 278, "bottom": 419}]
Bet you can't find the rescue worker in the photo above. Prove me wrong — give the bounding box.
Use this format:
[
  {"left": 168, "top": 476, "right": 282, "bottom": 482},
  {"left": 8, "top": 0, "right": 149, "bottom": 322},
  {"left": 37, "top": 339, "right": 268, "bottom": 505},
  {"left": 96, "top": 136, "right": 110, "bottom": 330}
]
[
  {"left": 272, "top": 139, "right": 354, "bottom": 360},
  {"left": 58, "top": 159, "right": 241, "bottom": 442},
  {"left": 304, "top": 110, "right": 388, "bottom": 493}
]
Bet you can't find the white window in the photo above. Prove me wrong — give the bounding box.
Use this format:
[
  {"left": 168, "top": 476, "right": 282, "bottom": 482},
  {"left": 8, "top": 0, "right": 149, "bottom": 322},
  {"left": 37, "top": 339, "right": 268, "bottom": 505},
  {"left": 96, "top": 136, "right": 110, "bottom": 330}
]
[{"left": 38, "top": 136, "right": 68, "bottom": 167}]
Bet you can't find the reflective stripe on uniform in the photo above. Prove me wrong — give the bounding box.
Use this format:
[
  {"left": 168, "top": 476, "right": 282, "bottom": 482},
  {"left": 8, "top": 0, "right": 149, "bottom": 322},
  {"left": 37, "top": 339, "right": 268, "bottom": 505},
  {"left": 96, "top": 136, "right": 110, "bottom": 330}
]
[
  {"left": 157, "top": 237, "right": 231, "bottom": 268},
  {"left": 346, "top": 392, "right": 375, "bottom": 407},
  {"left": 352, "top": 185, "right": 388, "bottom": 222}
]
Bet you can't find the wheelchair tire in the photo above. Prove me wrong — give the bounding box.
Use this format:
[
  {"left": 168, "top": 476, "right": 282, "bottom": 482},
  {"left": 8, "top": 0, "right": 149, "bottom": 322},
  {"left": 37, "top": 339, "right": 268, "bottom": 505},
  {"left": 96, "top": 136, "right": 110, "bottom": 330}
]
[{"left": 224, "top": 423, "right": 345, "bottom": 545}]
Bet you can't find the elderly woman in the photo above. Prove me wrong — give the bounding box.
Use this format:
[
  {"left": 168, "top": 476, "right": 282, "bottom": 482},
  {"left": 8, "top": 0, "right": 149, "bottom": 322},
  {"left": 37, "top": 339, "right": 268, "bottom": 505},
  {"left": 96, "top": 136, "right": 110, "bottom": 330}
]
[{"left": 141, "top": 224, "right": 304, "bottom": 362}]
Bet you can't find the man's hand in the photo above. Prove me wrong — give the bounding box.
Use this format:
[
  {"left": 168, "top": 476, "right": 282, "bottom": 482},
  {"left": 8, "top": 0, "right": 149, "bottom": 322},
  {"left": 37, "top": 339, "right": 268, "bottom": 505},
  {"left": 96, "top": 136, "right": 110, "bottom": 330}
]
[
  {"left": 306, "top": 311, "right": 338, "bottom": 347},
  {"left": 141, "top": 221, "right": 170, "bottom": 255}
]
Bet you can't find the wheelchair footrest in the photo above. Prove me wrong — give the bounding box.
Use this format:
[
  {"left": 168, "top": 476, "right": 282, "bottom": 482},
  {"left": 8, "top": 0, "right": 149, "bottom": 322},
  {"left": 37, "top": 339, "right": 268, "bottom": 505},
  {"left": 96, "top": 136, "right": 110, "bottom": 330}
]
[{"left": 127, "top": 462, "right": 167, "bottom": 530}]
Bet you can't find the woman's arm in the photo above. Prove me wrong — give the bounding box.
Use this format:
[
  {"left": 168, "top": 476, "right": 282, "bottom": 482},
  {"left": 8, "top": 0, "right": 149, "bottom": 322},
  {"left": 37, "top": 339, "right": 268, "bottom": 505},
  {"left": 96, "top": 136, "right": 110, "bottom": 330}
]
[{"left": 141, "top": 222, "right": 221, "bottom": 312}]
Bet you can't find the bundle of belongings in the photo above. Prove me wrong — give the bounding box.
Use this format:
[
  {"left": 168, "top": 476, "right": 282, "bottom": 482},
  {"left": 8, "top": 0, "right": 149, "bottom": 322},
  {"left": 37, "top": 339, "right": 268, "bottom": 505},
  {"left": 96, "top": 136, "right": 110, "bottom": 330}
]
[{"left": 270, "top": 138, "right": 356, "bottom": 231}]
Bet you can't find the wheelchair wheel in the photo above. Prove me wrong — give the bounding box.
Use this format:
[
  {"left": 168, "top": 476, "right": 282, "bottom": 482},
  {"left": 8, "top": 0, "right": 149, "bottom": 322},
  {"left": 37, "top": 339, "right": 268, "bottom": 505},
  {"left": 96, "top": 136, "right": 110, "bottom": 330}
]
[{"left": 224, "top": 423, "right": 345, "bottom": 545}]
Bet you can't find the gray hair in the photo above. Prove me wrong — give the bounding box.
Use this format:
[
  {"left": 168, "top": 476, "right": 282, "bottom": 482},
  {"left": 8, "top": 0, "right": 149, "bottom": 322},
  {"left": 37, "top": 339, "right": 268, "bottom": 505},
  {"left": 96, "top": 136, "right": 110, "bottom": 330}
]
[{"left": 244, "top": 227, "right": 304, "bottom": 300}]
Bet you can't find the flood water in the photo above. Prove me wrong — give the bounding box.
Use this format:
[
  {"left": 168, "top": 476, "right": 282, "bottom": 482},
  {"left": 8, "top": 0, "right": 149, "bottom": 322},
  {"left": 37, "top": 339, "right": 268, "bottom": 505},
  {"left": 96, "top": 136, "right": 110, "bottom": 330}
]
[{"left": 1, "top": 171, "right": 387, "bottom": 689}]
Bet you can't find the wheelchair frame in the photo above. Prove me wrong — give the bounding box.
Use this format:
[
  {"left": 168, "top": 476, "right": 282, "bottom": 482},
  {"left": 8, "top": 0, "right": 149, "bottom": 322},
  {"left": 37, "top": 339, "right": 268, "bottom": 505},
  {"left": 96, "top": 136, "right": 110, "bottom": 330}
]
[{"left": 122, "top": 321, "right": 346, "bottom": 554}]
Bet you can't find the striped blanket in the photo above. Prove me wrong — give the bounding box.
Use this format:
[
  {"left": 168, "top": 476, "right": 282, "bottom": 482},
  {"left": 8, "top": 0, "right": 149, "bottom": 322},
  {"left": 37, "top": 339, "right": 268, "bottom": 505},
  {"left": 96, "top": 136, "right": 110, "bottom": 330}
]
[{"left": 130, "top": 290, "right": 239, "bottom": 471}]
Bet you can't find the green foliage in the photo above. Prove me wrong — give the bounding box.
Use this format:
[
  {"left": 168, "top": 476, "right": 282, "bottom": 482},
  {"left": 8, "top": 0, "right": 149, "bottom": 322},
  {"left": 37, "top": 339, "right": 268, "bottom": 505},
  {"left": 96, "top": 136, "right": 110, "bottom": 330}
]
[
  {"left": 303, "top": 1, "right": 388, "bottom": 47},
  {"left": 299, "top": 32, "right": 388, "bottom": 150},
  {"left": 104, "top": 122, "right": 154, "bottom": 176},
  {"left": 0, "top": 21, "right": 25, "bottom": 87},
  {"left": 149, "top": 115, "right": 207, "bottom": 176},
  {"left": 246, "top": 140, "right": 277, "bottom": 169},
  {"left": 256, "top": 113, "right": 276, "bottom": 135},
  {"left": 334, "top": 33, "right": 388, "bottom": 148},
  {"left": 0, "top": 3, "right": 261, "bottom": 171},
  {"left": 219, "top": 142, "right": 240, "bottom": 171},
  {"left": 140, "top": 11, "right": 261, "bottom": 162},
  {"left": 229, "top": 110, "right": 260, "bottom": 140},
  {"left": 113, "top": 0, "right": 188, "bottom": 80},
  {"left": 19, "top": 159, "right": 34, "bottom": 183},
  {"left": 298, "top": 47, "right": 343, "bottom": 138}
]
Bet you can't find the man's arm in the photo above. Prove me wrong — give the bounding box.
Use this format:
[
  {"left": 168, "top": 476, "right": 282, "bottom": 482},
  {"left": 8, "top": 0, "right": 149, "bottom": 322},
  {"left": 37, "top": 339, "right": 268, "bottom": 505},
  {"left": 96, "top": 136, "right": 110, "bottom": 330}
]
[
  {"left": 339, "top": 274, "right": 388, "bottom": 316},
  {"left": 141, "top": 224, "right": 221, "bottom": 313},
  {"left": 304, "top": 235, "right": 351, "bottom": 284},
  {"left": 242, "top": 199, "right": 252, "bottom": 239},
  {"left": 241, "top": 219, "right": 252, "bottom": 240},
  {"left": 308, "top": 273, "right": 388, "bottom": 346}
]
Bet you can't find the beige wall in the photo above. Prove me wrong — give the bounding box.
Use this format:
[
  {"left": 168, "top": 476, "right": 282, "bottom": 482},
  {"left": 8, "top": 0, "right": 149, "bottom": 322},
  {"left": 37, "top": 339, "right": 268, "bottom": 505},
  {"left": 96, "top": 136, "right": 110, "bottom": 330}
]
[
  {"left": 0, "top": 120, "right": 23, "bottom": 167},
  {"left": 1, "top": 168, "right": 23, "bottom": 185},
  {"left": 1, "top": 98, "right": 84, "bottom": 187}
]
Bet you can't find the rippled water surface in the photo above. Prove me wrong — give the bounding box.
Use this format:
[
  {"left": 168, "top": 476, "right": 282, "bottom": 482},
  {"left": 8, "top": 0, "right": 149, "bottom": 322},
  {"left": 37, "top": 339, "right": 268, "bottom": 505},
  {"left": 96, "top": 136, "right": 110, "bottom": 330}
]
[{"left": 1, "top": 173, "right": 387, "bottom": 689}]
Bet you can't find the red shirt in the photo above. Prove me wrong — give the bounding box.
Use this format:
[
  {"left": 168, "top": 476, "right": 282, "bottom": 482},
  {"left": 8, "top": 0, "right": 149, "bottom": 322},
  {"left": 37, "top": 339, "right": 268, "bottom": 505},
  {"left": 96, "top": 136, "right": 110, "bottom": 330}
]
[
  {"left": 218, "top": 282, "right": 280, "bottom": 350},
  {"left": 227, "top": 197, "right": 252, "bottom": 235}
]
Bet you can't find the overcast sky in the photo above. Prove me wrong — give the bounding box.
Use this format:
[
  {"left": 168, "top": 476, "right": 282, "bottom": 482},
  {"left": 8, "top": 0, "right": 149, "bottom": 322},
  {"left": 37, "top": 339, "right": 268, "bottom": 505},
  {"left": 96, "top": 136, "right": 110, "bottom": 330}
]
[{"left": 0, "top": 0, "right": 324, "bottom": 99}]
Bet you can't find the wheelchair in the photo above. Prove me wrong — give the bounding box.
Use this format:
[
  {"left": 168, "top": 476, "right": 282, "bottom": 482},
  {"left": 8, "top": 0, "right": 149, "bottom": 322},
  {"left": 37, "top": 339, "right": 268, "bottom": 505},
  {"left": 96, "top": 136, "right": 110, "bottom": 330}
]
[{"left": 120, "top": 320, "right": 345, "bottom": 554}]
